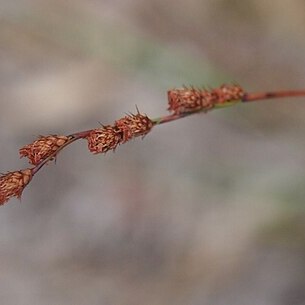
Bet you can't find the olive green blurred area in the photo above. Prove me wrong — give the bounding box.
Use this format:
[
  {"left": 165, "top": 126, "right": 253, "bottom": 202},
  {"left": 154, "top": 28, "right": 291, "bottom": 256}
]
[{"left": 1, "top": 1, "right": 305, "bottom": 304}]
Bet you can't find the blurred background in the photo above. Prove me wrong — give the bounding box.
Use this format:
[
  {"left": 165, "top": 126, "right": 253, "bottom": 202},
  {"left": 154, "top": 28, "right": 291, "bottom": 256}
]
[{"left": 1, "top": 1, "right": 305, "bottom": 304}]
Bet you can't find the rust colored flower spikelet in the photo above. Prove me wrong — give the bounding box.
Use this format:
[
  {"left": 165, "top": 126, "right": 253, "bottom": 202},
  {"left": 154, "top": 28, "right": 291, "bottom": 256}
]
[
  {"left": 168, "top": 87, "right": 214, "bottom": 115},
  {"left": 0, "top": 169, "right": 33, "bottom": 205},
  {"left": 168, "top": 84, "right": 245, "bottom": 114},
  {"left": 87, "top": 125, "right": 121, "bottom": 154},
  {"left": 115, "top": 113, "right": 153, "bottom": 142},
  {"left": 87, "top": 113, "right": 153, "bottom": 154},
  {"left": 213, "top": 84, "right": 245, "bottom": 104},
  {"left": 20, "top": 135, "right": 70, "bottom": 165}
]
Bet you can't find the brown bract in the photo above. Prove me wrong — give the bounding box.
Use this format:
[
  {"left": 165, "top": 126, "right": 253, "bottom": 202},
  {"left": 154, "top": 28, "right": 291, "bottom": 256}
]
[
  {"left": 0, "top": 169, "right": 33, "bottom": 205},
  {"left": 19, "top": 135, "right": 70, "bottom": 165},
  {"left": 168, "top": 84, "right": 245, "bottom": 114}
]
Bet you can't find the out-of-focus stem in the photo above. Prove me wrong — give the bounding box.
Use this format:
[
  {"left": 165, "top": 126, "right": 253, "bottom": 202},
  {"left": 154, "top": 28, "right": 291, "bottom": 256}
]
[{"left": 243, "top": 90, "right": 305, "bottom": 102}]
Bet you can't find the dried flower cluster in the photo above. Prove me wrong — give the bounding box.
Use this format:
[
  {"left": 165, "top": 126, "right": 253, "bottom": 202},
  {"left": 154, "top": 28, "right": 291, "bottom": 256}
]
[
  {"left": 0, "top": 111, "right": 153, "bottom": 204},
  {"left": 20, "top": 135, "right": 70, "bottom": 165},
  {"left": 0, "top": 169, "right": 32, "bottom": 205},
  {"left": 168, "top": 84, "right": 245, "bottom": 114},
  {"left": 87, "top": 113, "right": 153, "bottom": 154},
  {"left": 1, "top": 83, "right": 302, "bottom": 206},
  {"left": 87, "top": 125, "right": 121, "bottom": 154}
]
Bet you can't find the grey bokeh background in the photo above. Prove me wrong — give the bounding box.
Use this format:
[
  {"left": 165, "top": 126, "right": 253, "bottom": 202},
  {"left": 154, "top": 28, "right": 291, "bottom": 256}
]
[{"left": 1, "top": 1, "right": 305, "bottom": 304}]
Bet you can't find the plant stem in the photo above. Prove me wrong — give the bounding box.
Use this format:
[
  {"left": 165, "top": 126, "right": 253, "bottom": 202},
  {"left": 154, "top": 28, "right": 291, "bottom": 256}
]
[
  {"left": 30, "top": 88, "right": 305, "bottom": 177},
  {"left": 243, "top": 90, "right": 305, "bottom": 103}
]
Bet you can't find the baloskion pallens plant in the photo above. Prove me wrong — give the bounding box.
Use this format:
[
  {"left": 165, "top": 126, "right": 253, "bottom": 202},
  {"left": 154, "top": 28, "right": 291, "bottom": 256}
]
[{"left": 1, "top": 84, "right": 305, "bottom": 205}]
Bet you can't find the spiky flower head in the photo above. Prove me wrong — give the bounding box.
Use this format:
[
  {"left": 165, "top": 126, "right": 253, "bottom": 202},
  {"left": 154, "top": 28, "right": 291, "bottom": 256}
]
[
  {"left": 20, "top": 135, "right": 70, "bottom": 165},
  {"left": 86, "top": 112, "right": 153, "bottom": 154},
  {"left": 168, "top": 87, "right": 214, "bottom": 114},
  {"left": 87, "top": 126, "right": 121, "bottom": 154},
  {"left": 213, "top": 84, "right": 245, "bottom": 104},
  {"left": 115, "top": 113, "right": 153, "bottom": 142},
  {"left": 0, "top": 169, "right": 33, "bottom": 205},
  {"left": 168, "top": 84, "right": 245, "bottom": 114}
]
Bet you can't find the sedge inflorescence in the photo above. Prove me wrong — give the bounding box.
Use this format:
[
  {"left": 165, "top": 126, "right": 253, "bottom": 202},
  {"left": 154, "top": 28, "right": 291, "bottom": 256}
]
[
  {"left": 168, "top": 84, "right": 245, "bottom": 114},
  {"left": 0, "top": 111, "right": 153, "bottom": 205},
  {"left": 19, "top": 135, "right": 71, "bottom": 165},
  {"left": 0, "top": 83, "right": 248, "bottom": 205},
  {"left": 0, "top": 169, "right": 33, "bottom": 205},
  {"left": 87, "top": 112, "right": 153, "bottom": 154}
]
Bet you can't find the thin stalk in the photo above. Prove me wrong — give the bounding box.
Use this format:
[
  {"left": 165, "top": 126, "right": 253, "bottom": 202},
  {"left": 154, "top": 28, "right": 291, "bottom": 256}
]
[
  {"left": 31, "top": 89, "right": 305, "bottom": 177},
  {"left": 243, "top": 90, "right": 305, "bottom": 103}
]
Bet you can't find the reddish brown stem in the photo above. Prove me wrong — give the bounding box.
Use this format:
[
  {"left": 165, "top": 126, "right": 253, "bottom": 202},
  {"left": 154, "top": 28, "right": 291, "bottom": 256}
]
[
  {"left": 4, "top": 85, "right": 305, "bottom": 206},
  {"left": 152, "top": 112, "right": 192, "bottom": 125},
  {"left": 31, "top": 89, "right": 305, "bottom": 178},
  {"left": 242, "top": 90, "right": 305, "bottom": 102},
  {"left": 70, "top": 130, "right": 92, "bottom": 138}
]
